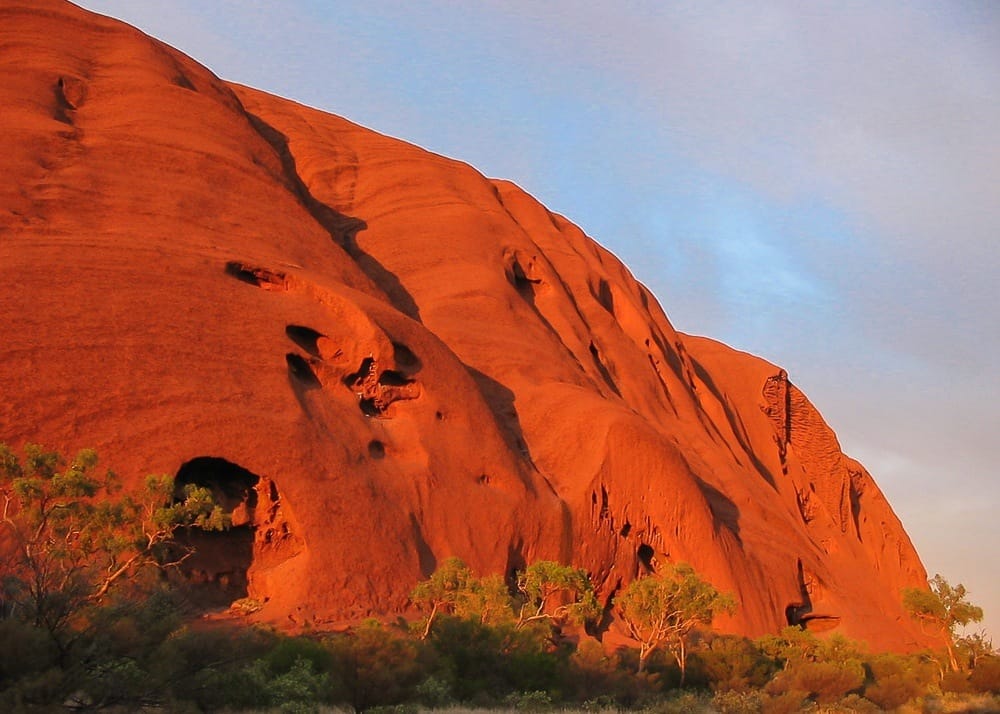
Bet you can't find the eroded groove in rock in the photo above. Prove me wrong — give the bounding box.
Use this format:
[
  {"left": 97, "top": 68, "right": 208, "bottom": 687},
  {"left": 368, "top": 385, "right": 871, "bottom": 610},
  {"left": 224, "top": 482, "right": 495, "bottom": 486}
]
[
  {"left": 285, "top": 324, "right": 325, "bottom": 357},
  {"left": 225, "top": 261, "right": 288, "bottom": 291},
  {"left": 345, "top": 357, "right": 420, "bottom": 417},
  {"left": 286, "top": 353, "right": 321, "bottom": 389}
]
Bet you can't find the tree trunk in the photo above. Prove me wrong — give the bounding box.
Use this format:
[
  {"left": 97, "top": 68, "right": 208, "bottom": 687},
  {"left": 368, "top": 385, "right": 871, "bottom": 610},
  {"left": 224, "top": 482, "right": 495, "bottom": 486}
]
[
  {"left": 637, "top": 646, "right": 650, "bottom": 673},
  {"left": 420, "top": 602, "right": 439, "bottom": 640},
  {"left": 945, "top": 636, "right": 960, "bottom": 672},
  {"left": 678, "top": 638, "right": 687, "bottom": 687}
]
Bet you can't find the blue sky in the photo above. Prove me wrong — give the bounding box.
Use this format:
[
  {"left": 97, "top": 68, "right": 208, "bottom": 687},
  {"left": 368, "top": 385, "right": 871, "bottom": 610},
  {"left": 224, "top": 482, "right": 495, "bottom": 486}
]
[{"left": 77, "top": 0, "right": 999, "bottom": 637}]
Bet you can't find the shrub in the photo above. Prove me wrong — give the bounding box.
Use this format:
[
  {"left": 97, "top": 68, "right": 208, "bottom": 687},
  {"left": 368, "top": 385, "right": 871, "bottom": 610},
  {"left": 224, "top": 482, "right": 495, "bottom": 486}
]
[
  {"left": 325, "top": 621, "right": 431, "bottom": 711},
  {"left": 970, "top": 656, "right": 1000, "bottom": 694},
  {"left": 768, "top": 660, "right": 865, "bottom": 705},
  {"left": 696, "top": 634, "right": 776, "bottom": 692},
  {"left": 711, "top": 688, "right": 766, "bottom": 713}
]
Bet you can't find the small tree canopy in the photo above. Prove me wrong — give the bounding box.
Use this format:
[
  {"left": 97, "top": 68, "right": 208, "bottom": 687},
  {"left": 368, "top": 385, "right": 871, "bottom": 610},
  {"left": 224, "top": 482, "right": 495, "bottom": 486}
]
[
  {"left": 410, "top": 557, "right": 509, "bottom": 638},
  {"left": 617, "top": 561, "right": 736, "bottom": 680},
  {"left": 903, "top": 574, "right": 983, "bottom": 672},
  {"left": 0, "top": 443, "right": 227, "bottom": 654},
  {"left": 515, "top": 560, "right": 601, "bottom": 629}
]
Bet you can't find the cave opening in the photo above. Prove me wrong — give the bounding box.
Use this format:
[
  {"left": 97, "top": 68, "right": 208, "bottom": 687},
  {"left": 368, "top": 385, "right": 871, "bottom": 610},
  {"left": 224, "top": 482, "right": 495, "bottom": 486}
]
[
  {"left": 637, "top": 543, "right": 655, "bottom": 574},
  {"left": 172, "top": 457, "right": 261, "bottom": 610}
]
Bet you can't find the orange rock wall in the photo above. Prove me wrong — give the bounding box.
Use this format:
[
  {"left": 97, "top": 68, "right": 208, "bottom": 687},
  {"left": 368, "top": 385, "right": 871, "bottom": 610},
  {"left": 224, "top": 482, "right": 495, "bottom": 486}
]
[{"left": 0, "top": 0, "right": 929, "bottom": 649}]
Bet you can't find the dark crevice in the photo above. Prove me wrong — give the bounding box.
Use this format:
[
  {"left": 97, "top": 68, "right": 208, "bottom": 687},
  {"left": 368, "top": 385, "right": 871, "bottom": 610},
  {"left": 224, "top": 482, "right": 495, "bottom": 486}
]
[
  {"left": 359, "top": 398, "right": 380, "bottom": 417},
  {"left": 345, "top": 357, "right": 376, "bottom": 387},
  {"left": 691, "top": 356, "right": 778, "bottom": 489},
  {"left": 637, "top": 544, "right": 655, "bottom": 574},
  {"left": 285, "top": 325, "right": 324, "bottom": 357},
  {"left": 225, "top": 261, "right": 287, "bottom": 291},
  {"left": 505, "top": 540, "right": 527, "bottom": 585},
  {"left": 392, "top": 342, "right": 421, "bottom": 372},
  {"left": 345, "top": 357, "right": 420, "bottom": 418},
  {"left": 243, "top": 111, "right": 423, "bottom": 322},
  {"left": 509, "top": 258, "right": 542, "bottom": 300},
  {"left": 286, "top": 353, "right": 321, "bottom": 389},
  {"left": 849, "top": 472, "right": 863, "bottom": 541},
  {"left": 693, "top": 475, "right": 742, "bottom": 544},
  {"left": 588, "top": 340, "right": 622, "bottom": 397},
  {"left": 173, "top": 457, "right": 261, "bottom": 610},
  {"left": 465, "top": 366, "right": 538, "bottom": 481},
  {"left": 409, "top": 514, "right": 437, "bottom": 579},
  {"left": 368, "top": 440, "right": 386, "bottom": 459},
  {"left": 378, "top": 370, "right": 412, "bottom": 387},
  {"left": 594, "top": 278, "right": 615, "bottom": 315},
  {"left": 786, "top": 559, "right": 813, "bottom": 627}
]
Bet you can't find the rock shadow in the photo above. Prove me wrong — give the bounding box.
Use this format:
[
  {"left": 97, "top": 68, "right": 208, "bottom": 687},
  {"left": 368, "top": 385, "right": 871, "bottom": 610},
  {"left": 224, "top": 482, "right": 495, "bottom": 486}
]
[
  {"left": 465, "top": 366, "right": 536, "bottom": 472},
  {"left": 692, "top": 475, "right": 742, "bottom": 545},
  {"left": 244, "top": 111, "right": 422, "bottom": 322},
  {"left": 689, "top": 357, "right": 777, "bottom": 490},
  {"left": 172, "top": 457, "right": 260, "bottom": 610}
]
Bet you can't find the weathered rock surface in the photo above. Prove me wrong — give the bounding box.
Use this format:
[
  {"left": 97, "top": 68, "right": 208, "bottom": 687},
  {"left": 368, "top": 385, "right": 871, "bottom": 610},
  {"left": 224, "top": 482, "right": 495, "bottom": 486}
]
[{"left": 0, "top": 0, "right": 929, "bottom": 649}]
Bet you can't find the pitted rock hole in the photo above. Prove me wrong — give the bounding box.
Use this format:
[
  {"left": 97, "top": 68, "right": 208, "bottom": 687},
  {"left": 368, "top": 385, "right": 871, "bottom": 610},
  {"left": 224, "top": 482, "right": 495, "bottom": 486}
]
[
  {"left": 368, "top": 440, "right": 386, "bottom": 459},
  {"left": 225, "top": 261, "right": 287, "bottom": 291},
  {"left": 594, "top": 278, "right": 615, "bottom": 315},
  {"left": 173, "top": 457, "right": 260, "bottom": 609},
  {"left": 344, "top": 357, "right": 376, "bottom": 387},
  {"left": 286, "top": 325, "right": 324, "bottom": 357},
  {"left": 392, "top": 342, "right": 421, "bottom": 372},
  {"left": 345, "top": 357, "right": 420, "bottom": 417},
  {"left": 378, "top": 370, "right": 410, "bottom": 387},
  {"left": 637, "top": 543, "right": 655, "bottom": 574},
  {"left": 286, "top": 353, "right": 321, "bottom": 388}
]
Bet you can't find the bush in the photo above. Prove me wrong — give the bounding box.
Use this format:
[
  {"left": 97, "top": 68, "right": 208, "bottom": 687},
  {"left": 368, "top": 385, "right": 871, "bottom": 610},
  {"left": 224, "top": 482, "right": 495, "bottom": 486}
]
[
  {"left": 970, "top": 656, "right": 1000, "bottom": 694},
  {"left": 864, "top": 652, "right": 932, "bottom": 709},
  {"left": 696, "top": 635, "right": 775, "bottom": 692},
  {"left": 711, "top": 688, "right": 766, "bottom": 713},
  {"left": 941, "top": 668, "right": 972, "bottom": 693},
  {"left": 325, "top": 621, "right": 431, "bottom": 711},
  {"left": 768, "top": 660, "right": 865, "bottom": 705}
]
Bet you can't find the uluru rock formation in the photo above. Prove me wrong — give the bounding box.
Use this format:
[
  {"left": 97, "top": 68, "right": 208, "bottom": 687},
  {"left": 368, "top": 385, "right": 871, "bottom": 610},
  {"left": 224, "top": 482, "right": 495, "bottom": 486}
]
[{"left": 1, "top": 0, "right": 930, "bottom": 649}]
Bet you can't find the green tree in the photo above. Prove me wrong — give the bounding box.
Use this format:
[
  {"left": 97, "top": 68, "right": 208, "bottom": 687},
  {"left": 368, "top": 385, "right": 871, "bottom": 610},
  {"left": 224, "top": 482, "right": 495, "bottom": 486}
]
[
  {"left": 514, "top": 560, "right": 600, "bottom": 630},
  {"left": 957, "top": 629, "right": 995, "bottom": 671},
  {"left": 616, "top": 562, "right": 736, "bottom": 682},
  {"left": 903, "top": 574, "right": 984, "bottom": 672},
  {"left": 0, "top": 443, "right": 226, "bottom": 657}
]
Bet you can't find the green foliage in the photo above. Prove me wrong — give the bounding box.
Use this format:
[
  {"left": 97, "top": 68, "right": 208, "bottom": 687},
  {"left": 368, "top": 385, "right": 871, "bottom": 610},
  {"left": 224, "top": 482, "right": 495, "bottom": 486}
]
[
  {"left": 695, "top": 634, "right": 777, "bottom": 692},
  {"left": 969, "top": 655, "right": 1000, "bottom": 694},
  {"left": 957, "top": 629, "right": 995, "bottom": 670},
  {"left": 758, "top": 631, "right": 866, "bottom": 706},
  {"left": 864, "top": 652, "right": 937, "bottom": 710},
  {"left": 0, "top": 444, "right": 233, "bottom": 708},
  {"left": 903, "top": 573, "right": 984, "bottom": 671},
  {"left": 324, "top": 621, "right": 430, "bottom": 711},
  {"left": 617, "top": 562, "right": 737, "bottom": 681},
  {"left": 410, "top": 557, "right": 516, "bottom": 638},
  {"left": 515, "top": 560, "right": 601, "bottom": 629},
  {"left": 0, "top": 443, "right": 227, "bottom": 660},
  {"left": 1, "top": 446, "right": 992, "bottom": 711}
]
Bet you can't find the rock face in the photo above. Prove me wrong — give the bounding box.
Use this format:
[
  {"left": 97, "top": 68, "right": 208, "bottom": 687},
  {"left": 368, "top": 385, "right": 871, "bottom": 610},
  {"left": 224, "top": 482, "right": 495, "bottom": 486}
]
[{"left": 0, "top": 0, "right": 929, "bottom": 649}]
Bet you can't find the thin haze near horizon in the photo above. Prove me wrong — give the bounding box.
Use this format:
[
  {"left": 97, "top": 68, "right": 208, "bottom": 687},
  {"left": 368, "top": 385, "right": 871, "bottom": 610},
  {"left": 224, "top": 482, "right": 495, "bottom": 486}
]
[{"left": 76, "top": 1, "right": 999, "bottom": 638}]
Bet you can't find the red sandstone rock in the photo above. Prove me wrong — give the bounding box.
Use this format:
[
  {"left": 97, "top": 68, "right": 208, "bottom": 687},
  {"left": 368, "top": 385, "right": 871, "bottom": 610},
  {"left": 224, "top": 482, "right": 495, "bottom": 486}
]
[{"left": 0, "top": 0, "right": 930, "bottom": 649}]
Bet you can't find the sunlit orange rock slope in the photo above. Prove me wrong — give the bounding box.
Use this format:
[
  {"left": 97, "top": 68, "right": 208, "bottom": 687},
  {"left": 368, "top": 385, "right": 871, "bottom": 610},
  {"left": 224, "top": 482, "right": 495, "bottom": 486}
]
[{"left": 0, "top": 0, "right": 930, "bottom": 649}]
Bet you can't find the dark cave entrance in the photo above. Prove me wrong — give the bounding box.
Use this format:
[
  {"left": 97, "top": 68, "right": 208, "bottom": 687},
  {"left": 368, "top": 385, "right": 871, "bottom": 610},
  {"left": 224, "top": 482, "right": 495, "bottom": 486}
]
[
  {"left": 637, "top": 543, "right": 655, "bottom": 574},
  {"left": 172, "top": 457, "right": 260, "bottom": 609}
]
